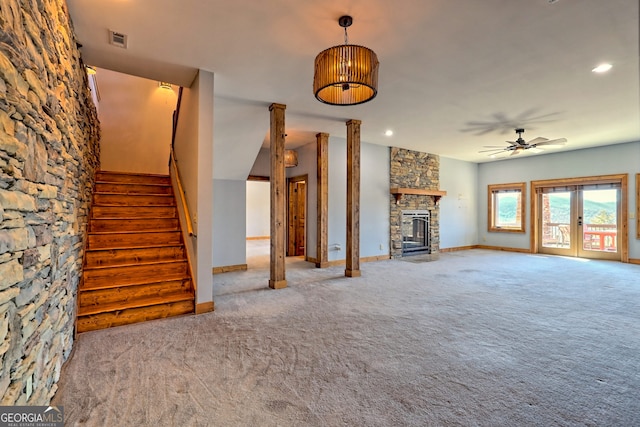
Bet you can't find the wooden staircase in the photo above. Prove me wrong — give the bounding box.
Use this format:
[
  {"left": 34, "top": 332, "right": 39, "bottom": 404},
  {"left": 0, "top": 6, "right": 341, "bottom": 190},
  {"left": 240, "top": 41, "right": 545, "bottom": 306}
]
[{"left": 77, "top": 171, "right": 195, "bottom": 333}]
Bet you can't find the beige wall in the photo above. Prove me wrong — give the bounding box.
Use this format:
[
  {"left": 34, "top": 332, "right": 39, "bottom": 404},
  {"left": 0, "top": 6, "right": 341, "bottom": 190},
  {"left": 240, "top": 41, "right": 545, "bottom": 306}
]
[{"left": 98, "top": 69, "right": 177, "bottom": 174}]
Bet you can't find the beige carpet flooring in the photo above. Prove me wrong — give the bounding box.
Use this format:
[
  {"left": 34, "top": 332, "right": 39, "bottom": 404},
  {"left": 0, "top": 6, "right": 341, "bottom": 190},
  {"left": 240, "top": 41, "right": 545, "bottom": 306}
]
[{"left": 53, "top": 245, "right": 640, "bottom": 426}]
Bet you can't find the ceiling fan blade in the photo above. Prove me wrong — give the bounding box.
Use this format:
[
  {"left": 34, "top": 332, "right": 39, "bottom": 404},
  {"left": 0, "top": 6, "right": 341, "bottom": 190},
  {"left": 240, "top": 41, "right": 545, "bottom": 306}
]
[
  {"left": 482, "top": 145, "right": 510, "bottom": 148},
  {"left": 534, "top": 138, "right": 567, "bottom": 147},
  {"left": 488, "top": 150, "right": 511, "bottom": 158},
  {"left": 526, "top": 137, "right": 548, "bottom": 145},
  {"left": 505, "top": 140, "right": 519, "bottom": 146},
  {"left": 478, "top": 148, "right": 507, "bottom": 153},
  {"left": 510, "top": 149, "right": 521, "bottom": 156}
]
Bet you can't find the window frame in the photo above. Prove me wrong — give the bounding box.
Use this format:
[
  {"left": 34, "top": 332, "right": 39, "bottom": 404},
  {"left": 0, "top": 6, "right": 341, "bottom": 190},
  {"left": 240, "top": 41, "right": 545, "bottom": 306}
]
[
  {"left": 488, "top": 182, "right": 526, "bottom": 233},
  {"left": 636, "top": 174, "right": 639, "bottom": 239}
]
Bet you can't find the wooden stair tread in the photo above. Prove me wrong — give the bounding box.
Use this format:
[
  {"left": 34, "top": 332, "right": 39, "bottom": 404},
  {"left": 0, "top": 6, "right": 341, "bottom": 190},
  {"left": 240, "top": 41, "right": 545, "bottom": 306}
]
[
  {"left": 90, "top": 216, "right": 179, "bottom": 220},
  {"left": 85, "top": 243, "right": 184, "bottom": 252},
  {"left": 95, "top": 180, "right": 171, "bottom": 185},
  {"left": 83, "top": 259, "right": 187, "bottom": 271},
  {"left": 88, "top": 229, "right": 180, "bottom": 235},
  {"left": 85, "top": 246, "right": 185, "bottom": 256},
  {"left": 93, "top": 206, "right": 175, "bottom": 208},
  {"left": 93, "top": 192, "right": 173, "bottom": 196},
  {"left": 78, "top": 292, "right": 194, "bottom": 316},
  {"left": 82, "top": 274, "right": 191, "bottom": 291},
  {"left": 76, "top": 300, "right": 194, "bottom": 333}
]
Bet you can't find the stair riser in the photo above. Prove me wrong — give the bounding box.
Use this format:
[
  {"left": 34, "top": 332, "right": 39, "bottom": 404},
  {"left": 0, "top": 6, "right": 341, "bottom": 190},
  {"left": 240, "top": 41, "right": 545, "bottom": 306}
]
[
  {"left": 93, "top": 193, "right": 176, "bottom": 206},
  {"left": 96, "top": 172, "right": 171, "bottom": 185},
  {"left": 79, "top": 280, "right": 192, "bottom": 307},
  {"left": 83, "top": 262, "right": 189, "bottom": 289},
  {"left": 77, "top": 300, "right": 194, "bottom": 333},
  {"left": 88, "top": 232, "right": 182, "bottom": 249},
  {"left": 95, "top": 182, "right": 172, "bottom": 195},
  {"left": 90, "top": 218, "right": 180, "bottom": 232},
  {"left": 91, "top": 206, "right": 177, "bottom": 219},
  {"left": 85, "top": 246, "right": 186, "bottom": 267}
]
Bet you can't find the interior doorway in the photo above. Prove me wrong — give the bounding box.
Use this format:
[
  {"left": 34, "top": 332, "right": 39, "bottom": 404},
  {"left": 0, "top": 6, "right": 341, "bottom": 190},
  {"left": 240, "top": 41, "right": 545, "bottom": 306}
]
[
  {"left": 287, "top": 175, "right": 307, "bottom": 256},
  {"left": 532, "top": 175, "right": 628, "bottom": 262}
]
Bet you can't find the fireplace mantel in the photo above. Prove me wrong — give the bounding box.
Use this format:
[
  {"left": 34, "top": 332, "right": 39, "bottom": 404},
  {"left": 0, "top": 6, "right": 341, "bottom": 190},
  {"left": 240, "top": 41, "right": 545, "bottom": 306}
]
[{"left": 390, "top": 187, "right": 447, "bottom": 205}]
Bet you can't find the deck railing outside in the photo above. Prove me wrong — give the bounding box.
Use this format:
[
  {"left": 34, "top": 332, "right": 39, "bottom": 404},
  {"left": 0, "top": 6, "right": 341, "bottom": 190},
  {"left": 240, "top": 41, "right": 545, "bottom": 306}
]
[{"left": 542, "top": 223, "right": 617, "bottom": 251}]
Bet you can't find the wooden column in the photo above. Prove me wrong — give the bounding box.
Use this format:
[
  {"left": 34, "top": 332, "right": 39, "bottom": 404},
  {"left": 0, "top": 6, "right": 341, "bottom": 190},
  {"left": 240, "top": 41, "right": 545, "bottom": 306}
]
[
  {"left": 316, "top": 132, "right": 329, "bottom": 268},
  {"left": 269, "top": 103, "right": 287, "bottom": 289},
  {"left": 345, "top": 120, "right": 361, "bottom": 277}
]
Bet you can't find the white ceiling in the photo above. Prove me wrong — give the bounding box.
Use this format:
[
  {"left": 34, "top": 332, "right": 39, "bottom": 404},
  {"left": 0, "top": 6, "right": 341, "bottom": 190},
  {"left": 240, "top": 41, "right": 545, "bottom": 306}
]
[{"left": 67, "top": 0, "right": 639, "bottom": 171}]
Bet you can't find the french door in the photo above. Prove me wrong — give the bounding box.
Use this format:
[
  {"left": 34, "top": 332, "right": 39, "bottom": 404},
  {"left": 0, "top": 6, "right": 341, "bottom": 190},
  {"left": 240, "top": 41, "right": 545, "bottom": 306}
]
[{"left": 537, "top": 183, "right": 621, "bottom": 261}]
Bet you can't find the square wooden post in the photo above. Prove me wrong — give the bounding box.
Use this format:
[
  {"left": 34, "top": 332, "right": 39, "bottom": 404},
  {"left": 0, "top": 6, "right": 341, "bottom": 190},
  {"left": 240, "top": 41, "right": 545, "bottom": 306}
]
[
  {"left": 269, "top": 103, "right": 287, "bottom": 289},
  {"left": 316, "top": 132, "right": 329, "bottom": 268},
  {"left": 345, "top": 120, "right": 361, "bottom": 277}
]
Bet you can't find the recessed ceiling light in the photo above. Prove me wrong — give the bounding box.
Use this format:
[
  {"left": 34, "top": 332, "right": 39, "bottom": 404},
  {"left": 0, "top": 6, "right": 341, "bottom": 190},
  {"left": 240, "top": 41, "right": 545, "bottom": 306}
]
[
  {"left": 384, "top": 130, "right": 393, "bottom": 137},
  {"left": 592, "top": 63, "right": 612, "bottom": 73}
]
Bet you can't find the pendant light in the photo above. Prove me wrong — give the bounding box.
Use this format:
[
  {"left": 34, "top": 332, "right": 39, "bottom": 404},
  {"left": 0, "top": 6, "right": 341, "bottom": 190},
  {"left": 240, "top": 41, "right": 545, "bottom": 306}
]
[{"left": 313, "top": 16, "right": 379, "bottom": 106}]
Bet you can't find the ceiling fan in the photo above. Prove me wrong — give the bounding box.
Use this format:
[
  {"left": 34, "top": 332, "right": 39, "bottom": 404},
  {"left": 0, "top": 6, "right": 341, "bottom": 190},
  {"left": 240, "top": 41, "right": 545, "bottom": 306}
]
[{"left": 479, "top": 128, "right": 567, "bottom": 158}]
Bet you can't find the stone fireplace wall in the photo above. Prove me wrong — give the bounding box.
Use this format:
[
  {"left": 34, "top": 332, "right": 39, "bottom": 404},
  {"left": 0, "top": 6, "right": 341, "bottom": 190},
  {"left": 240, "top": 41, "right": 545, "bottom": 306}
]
[
  {"left": 389, "top": 148, "right": 440, "bottom": 258},
  {"left": 1, "top": 0, "right": 100, "bottom": 404}
]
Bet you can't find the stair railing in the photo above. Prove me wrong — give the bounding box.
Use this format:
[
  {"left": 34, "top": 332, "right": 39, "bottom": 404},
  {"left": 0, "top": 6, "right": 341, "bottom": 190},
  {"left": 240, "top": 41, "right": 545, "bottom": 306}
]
[
  {"left": 170, "top": 147, "right": 195, "bottom": 237},
  {"left": 169, "top": 86, "right": 198, "bottom": 298},
  {"left": 169, "top": 87, "right": 195, "bottom": 237}
]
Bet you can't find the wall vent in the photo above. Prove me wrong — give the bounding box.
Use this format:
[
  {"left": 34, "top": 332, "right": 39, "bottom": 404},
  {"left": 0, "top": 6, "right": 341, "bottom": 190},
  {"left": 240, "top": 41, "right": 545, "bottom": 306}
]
[{"left": 109, "top": 30, "right": 128, "bottom": 48}]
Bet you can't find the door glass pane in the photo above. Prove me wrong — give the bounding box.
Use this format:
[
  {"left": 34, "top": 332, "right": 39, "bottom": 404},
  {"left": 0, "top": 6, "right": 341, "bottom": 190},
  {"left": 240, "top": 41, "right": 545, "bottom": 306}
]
[
  {"left": 582, "top": 189, "right": 617, "bottom": 253},
  {"left": 541, "top": 192, "right": 571, "bottom": 248}
]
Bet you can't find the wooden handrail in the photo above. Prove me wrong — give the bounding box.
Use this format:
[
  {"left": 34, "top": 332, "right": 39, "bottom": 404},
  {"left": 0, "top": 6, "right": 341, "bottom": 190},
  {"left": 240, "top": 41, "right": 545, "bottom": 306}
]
[
  {"left": 170, "top": 148, "right": 194, "bottom": 237},
  {"left": 169, "top": 87, "right": 194, "bottom": 237},
  {"left": 172, "top": 87, "right": 183, "bottom": 150}
]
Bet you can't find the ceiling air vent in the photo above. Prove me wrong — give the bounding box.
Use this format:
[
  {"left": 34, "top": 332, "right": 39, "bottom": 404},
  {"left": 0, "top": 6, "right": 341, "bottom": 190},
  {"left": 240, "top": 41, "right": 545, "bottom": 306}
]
[{"left": 109, "top": 30, "right": 128, "bottom": 48}]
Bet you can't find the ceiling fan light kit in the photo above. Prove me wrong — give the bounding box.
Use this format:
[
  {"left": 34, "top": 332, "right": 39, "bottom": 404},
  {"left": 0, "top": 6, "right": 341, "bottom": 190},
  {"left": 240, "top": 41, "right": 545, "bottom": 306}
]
[
  {"left": 313, "top": 15, "right": 379, "bottom": 106},
  {"left": 479, "top": 128, "right": 567, "bottom": 158}
]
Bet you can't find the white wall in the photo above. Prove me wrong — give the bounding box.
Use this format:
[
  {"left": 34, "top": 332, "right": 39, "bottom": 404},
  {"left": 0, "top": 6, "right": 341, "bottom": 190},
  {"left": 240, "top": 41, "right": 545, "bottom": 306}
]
[
  {"left": 361, "top": 143, "right": 390, "bottom": 257},
  {"left": 328, "top": 138, "right": 390, "bottom": 261},
  {"left": 97, "top": 68, "right": 176, "bottom": 174},
  {"left": 440, "top": 156, "right": 479, "bottom": 248},
  {"left": 477, "top": 141, "right": 640, "bottom": 259},
  {"left": 246, "top": 181, "right": 270, "bottom": 238},
  {"left": 213, "top": 179, "right": 247, "bottom": 267},
  {"left": 249, "top": 147, "right": 270, "bottom": 177},
  {"left": 173, "top": 70, "right": 214, "bottom": 305}
]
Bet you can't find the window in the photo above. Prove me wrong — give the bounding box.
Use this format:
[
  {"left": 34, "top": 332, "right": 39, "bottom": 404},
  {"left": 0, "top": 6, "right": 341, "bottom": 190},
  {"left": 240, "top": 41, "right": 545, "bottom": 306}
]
[{"left": 488, "top": 182, "right": 526, "bottom": 233}]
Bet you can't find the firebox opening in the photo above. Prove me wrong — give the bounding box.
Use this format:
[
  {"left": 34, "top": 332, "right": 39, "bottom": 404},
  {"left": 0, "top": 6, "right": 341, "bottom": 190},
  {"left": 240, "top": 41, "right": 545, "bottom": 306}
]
[{"left": 401, "top": 210, "right": 431, "bottom": 256}]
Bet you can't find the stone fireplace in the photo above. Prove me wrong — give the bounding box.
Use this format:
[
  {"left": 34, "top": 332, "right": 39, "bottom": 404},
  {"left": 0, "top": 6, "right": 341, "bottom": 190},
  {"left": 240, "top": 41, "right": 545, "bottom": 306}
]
[{"left": 389, "top": 148, "right": 441, "bottom": 259}]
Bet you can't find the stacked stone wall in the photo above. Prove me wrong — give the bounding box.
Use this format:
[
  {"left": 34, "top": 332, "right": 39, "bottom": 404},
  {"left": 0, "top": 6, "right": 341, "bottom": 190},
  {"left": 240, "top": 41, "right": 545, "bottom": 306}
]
[
  {"left": 0, "top": 0, "right": 100, "bottom": 404},
  {"left": 389, "top": 147, "right": 440, "bottom": 259}
]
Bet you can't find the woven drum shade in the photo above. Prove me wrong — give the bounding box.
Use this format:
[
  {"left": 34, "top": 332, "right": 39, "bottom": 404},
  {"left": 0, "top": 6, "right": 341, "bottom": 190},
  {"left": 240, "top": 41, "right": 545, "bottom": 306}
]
[
  {"left": 284, "top": 149, "right": 298, "bottom": 168},
  {"left": 314, "top": 44, "right": 379, "bottom": 106}
]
